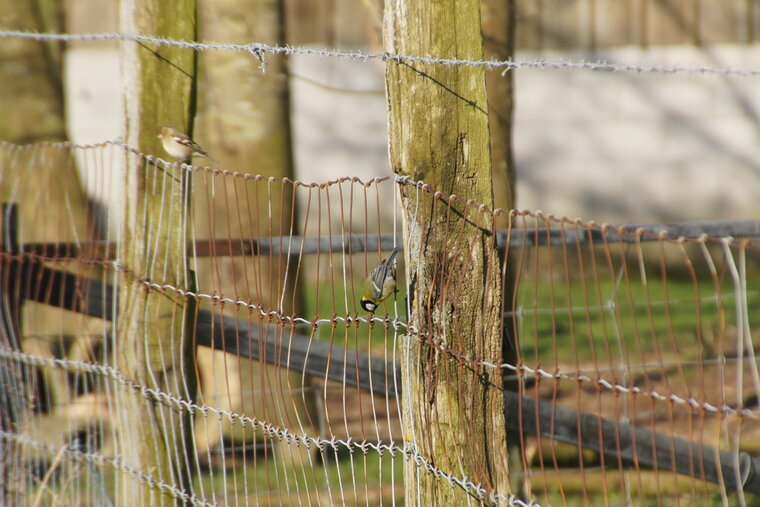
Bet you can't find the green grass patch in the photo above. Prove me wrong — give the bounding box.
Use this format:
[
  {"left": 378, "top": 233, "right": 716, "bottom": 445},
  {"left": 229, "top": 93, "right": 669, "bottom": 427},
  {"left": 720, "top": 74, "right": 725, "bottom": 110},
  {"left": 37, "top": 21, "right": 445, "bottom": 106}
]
[{"left": 514, "top": 275, "right": 759, "bottom": 366}]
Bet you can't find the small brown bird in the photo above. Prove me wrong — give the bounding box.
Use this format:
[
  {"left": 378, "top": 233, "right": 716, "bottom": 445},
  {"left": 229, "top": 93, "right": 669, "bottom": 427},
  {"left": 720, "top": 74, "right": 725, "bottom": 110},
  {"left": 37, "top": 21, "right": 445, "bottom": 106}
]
[{"left": 158, "top": 126, "right": 217, "bottom": 162}]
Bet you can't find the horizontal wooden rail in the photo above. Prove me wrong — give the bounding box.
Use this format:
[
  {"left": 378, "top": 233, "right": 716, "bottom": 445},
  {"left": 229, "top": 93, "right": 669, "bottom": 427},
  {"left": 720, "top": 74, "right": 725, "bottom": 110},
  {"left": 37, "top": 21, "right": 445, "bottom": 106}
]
[
  {"left": 12, "top": 259, "right": 399, "bottom": 394},
  {"left": 18, "top": 219, "right": 760, "bottom": 259},
  {"left": 507, "top": 393, "right": 760, "bottom": 495}
]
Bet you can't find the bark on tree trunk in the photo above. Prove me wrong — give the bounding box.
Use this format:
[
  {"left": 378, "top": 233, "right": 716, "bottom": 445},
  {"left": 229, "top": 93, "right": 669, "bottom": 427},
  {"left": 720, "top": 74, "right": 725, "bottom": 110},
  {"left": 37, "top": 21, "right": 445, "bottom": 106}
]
[
  {"left": 482, "top": 0, "right": 526, "bottom": 498},
  {"left": 0, "top": 1, "right": 93, "bottom": 503}
]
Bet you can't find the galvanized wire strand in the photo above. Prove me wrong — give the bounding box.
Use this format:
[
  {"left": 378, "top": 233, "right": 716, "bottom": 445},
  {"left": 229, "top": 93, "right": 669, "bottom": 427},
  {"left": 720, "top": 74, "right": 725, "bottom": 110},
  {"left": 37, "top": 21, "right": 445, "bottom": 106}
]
[{"left": 1, "top": 30, "right": 760, "bottom": 77}]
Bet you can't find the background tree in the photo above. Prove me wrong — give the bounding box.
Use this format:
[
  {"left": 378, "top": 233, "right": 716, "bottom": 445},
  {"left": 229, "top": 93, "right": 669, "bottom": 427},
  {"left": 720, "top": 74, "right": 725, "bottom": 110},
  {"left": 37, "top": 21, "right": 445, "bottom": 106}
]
[
  {"left": 194, "top": 0, "right": 314, "bottom": 463},
  {"left": 482, "top": 0, "right": 526, "bottom": 497},
  {"left": 0, "top": 1, "right": 93, "bottom": 503}
]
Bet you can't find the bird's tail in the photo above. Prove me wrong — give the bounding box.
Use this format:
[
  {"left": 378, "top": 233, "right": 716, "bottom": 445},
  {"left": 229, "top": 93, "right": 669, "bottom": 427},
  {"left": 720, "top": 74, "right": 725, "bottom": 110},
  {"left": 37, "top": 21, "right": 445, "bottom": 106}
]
[
  {"left": 382, "top": 247, "right": 400, "bottom": 280},
  {"left": 196, "top": 152, "right": 219, "bottom": 163},
  {"left": 386, "top": 247, "right": 400, "bottom": 267}
]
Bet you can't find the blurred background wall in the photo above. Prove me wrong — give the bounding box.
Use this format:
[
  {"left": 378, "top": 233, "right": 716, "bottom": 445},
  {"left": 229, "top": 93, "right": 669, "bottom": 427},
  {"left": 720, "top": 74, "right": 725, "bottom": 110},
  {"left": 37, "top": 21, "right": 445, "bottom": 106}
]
[{"left": 64, "top": 0, "right": 760, "bottom": 226}]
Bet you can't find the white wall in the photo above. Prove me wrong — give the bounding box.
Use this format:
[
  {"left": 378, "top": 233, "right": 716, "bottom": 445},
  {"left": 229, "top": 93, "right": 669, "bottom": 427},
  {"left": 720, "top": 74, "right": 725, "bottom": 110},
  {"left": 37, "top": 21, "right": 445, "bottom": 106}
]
[
  {"left": 65, "top": 43, "right": 760, "bottom": 229},
  {"left": 513, "top": 44, "right": 760, "bottom": 223}
]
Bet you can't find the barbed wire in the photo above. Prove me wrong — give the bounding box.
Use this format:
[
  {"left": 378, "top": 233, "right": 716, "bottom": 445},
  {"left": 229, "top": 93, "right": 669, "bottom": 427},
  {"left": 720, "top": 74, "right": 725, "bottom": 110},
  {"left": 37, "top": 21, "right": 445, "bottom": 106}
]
[{"left": 2, "top": 30, "right": 760, "bottom": 78}]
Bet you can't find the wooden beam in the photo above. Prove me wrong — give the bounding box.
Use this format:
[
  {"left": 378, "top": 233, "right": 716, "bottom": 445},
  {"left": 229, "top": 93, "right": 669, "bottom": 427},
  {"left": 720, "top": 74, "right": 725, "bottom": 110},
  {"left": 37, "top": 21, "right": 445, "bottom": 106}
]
[{"left": 18, "top": 219, "right": 760, "bottom": 259}]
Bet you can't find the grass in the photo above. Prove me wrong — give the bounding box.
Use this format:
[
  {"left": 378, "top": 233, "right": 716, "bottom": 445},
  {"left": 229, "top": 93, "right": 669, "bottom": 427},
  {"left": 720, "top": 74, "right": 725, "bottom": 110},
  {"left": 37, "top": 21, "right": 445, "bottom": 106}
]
[
  {"left": 31, "top": 448, "right": 404, "bottom": 505},
  {"left": 514, "top": 274, "right": 760, "bottom": 367},
  {"left": 192, "top": 449, "right": 403, "bottom": 505}
]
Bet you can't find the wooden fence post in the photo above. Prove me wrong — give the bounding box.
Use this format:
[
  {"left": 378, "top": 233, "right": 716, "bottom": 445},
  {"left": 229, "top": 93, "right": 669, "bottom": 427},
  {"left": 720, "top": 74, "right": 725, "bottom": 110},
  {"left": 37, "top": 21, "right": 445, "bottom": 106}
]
[
  {"left": 116, "top": 1, "right": 198, "bottom": 503},
  {"left": 384, "top": 0, "right": 512, "bottom": 503}
]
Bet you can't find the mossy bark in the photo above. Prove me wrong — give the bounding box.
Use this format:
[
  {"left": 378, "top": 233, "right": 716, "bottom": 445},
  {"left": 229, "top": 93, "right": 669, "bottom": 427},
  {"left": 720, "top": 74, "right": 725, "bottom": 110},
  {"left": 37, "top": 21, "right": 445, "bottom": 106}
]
[
  {"left": 0, "top": 2, "right": 93, "bottom": 504},
  {"left": 117, "top": 1, "right": 198, "bottom": 503},
  {"left": 482, "top": 0, "right": 516, "bottom": 217},
  {"left": 384, "top": 0, "right": 512, "bottom": 503}
]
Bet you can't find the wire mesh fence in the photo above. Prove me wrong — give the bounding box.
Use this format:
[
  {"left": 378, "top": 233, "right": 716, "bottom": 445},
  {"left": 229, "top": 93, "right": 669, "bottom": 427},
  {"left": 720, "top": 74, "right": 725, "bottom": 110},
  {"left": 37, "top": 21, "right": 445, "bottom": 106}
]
[
  {"left": 2, "top": 7, "right": 760, "bottom": 503},
  {"left": 0, "top": 140, "right": 758, "bottom": 505}
]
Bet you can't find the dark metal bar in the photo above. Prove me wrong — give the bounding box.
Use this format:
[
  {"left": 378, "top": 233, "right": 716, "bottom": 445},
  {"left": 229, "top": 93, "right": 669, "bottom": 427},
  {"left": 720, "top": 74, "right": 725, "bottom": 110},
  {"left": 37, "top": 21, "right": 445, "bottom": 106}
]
[
  {"left": 17, "top": 260, "right": 114, "bottom": 321},
  {"left": 194, "top": 312, "right": 400, "bottom": 396},
  {"left": 19, "top": 219, "right": 760, "bottom": 259},
  {"left": 16, "top": 263, "right": 399, "bottom": 395},
  {"left": 496, "top": 219, "right": 760, "bottom": 248}
]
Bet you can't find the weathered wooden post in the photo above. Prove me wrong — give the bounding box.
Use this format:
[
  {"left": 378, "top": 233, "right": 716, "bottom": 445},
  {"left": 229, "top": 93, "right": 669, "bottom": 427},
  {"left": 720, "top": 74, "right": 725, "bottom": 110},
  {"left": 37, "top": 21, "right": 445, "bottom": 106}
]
[
  {"left": 384, "top": 0, "right": 512, "bottom": 503},
  {"left": 117, "top": 1, "right": 198, "bottom": 503}
]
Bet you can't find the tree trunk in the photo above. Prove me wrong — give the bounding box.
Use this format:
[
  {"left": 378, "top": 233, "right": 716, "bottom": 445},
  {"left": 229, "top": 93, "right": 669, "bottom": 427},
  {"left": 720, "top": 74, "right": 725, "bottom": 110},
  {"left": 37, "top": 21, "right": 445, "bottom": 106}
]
[
  {"left": 384, "top": 0, "right": 512, "bottom": 503},
  {"left": 117, "top": 1, "right": 198, "bottom": 503},
  {"left": 482, "top": 0, "right": 516, "bottom": 216},
  {"left": 193, "top": 0, "right": 314, "bottom": 467},
  {"left": 0, "top": 1, "right": 92, "bottom": 503}
]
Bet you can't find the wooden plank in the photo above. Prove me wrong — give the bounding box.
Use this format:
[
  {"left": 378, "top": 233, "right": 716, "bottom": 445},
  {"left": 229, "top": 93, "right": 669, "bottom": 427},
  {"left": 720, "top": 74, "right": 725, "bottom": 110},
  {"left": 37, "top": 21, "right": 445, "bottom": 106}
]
[
  {"left": 594, "top": 0, "right": 638, "bottom": 47},
  {"left": 751, "top": 0, "right": 760, "bottom": 43},
  {"left": 515, "top": 0, "right": 545, "bottom": 49},
  {"left": 18, "top": 219, "right": 760, "bottom": 260},
  {"left": 515, "top": 0, "right": 754, "bottom": 48},
  {"left": 507, "top": 393, "right": 760, "bottom": 494},
  {"left": 701, "top": 0, "right": 747, "bottom": 44},
  {"left": 646, "top": 0, "right": 688, "bottom": 45}
]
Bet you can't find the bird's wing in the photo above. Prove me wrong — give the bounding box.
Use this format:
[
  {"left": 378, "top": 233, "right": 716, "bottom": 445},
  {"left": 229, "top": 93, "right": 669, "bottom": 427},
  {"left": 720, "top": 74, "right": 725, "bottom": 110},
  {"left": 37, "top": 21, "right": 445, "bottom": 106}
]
[
  {"left": 380, "top": 248, "right": 399, "bottom": 285},
  {"left": 369, "top": 248, "right": 399, "bottom": 298},
  {"left": 370, "top": 263, "right": 386, "bottom": 298},
  {"left": 174, "top": 135, "right": 215, "bottom": 161}
]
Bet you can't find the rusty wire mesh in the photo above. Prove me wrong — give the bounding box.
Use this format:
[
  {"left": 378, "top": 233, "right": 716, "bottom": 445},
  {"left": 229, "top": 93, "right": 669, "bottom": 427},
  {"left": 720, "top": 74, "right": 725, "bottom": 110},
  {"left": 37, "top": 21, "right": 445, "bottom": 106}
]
[{"left": 0, "top": 141, "right": 758, "bottom": 506}]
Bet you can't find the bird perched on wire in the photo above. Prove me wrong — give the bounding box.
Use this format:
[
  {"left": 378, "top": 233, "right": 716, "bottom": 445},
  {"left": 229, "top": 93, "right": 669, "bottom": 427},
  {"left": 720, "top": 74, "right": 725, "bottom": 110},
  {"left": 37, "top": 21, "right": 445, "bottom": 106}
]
[
  {"left": 360, "top": 247, "right": 400, "bottom": 313},
  {"left": 158, "top": 126, "right": 217, "bottom": 162}
]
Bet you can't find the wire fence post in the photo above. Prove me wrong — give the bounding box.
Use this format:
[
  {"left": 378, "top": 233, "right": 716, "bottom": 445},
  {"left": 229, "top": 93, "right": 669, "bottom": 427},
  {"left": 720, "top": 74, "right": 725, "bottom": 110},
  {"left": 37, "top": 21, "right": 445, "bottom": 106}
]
[{"left": 115, "top": 1, "right": 199, "bottom": 503}]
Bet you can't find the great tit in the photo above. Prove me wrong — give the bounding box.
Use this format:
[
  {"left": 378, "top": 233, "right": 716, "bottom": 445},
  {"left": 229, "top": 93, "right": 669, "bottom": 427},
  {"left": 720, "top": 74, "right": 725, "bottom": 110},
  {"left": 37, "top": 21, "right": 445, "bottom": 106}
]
[{"left": 360, "top": 247, "right": 400, "bottom": 312}]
